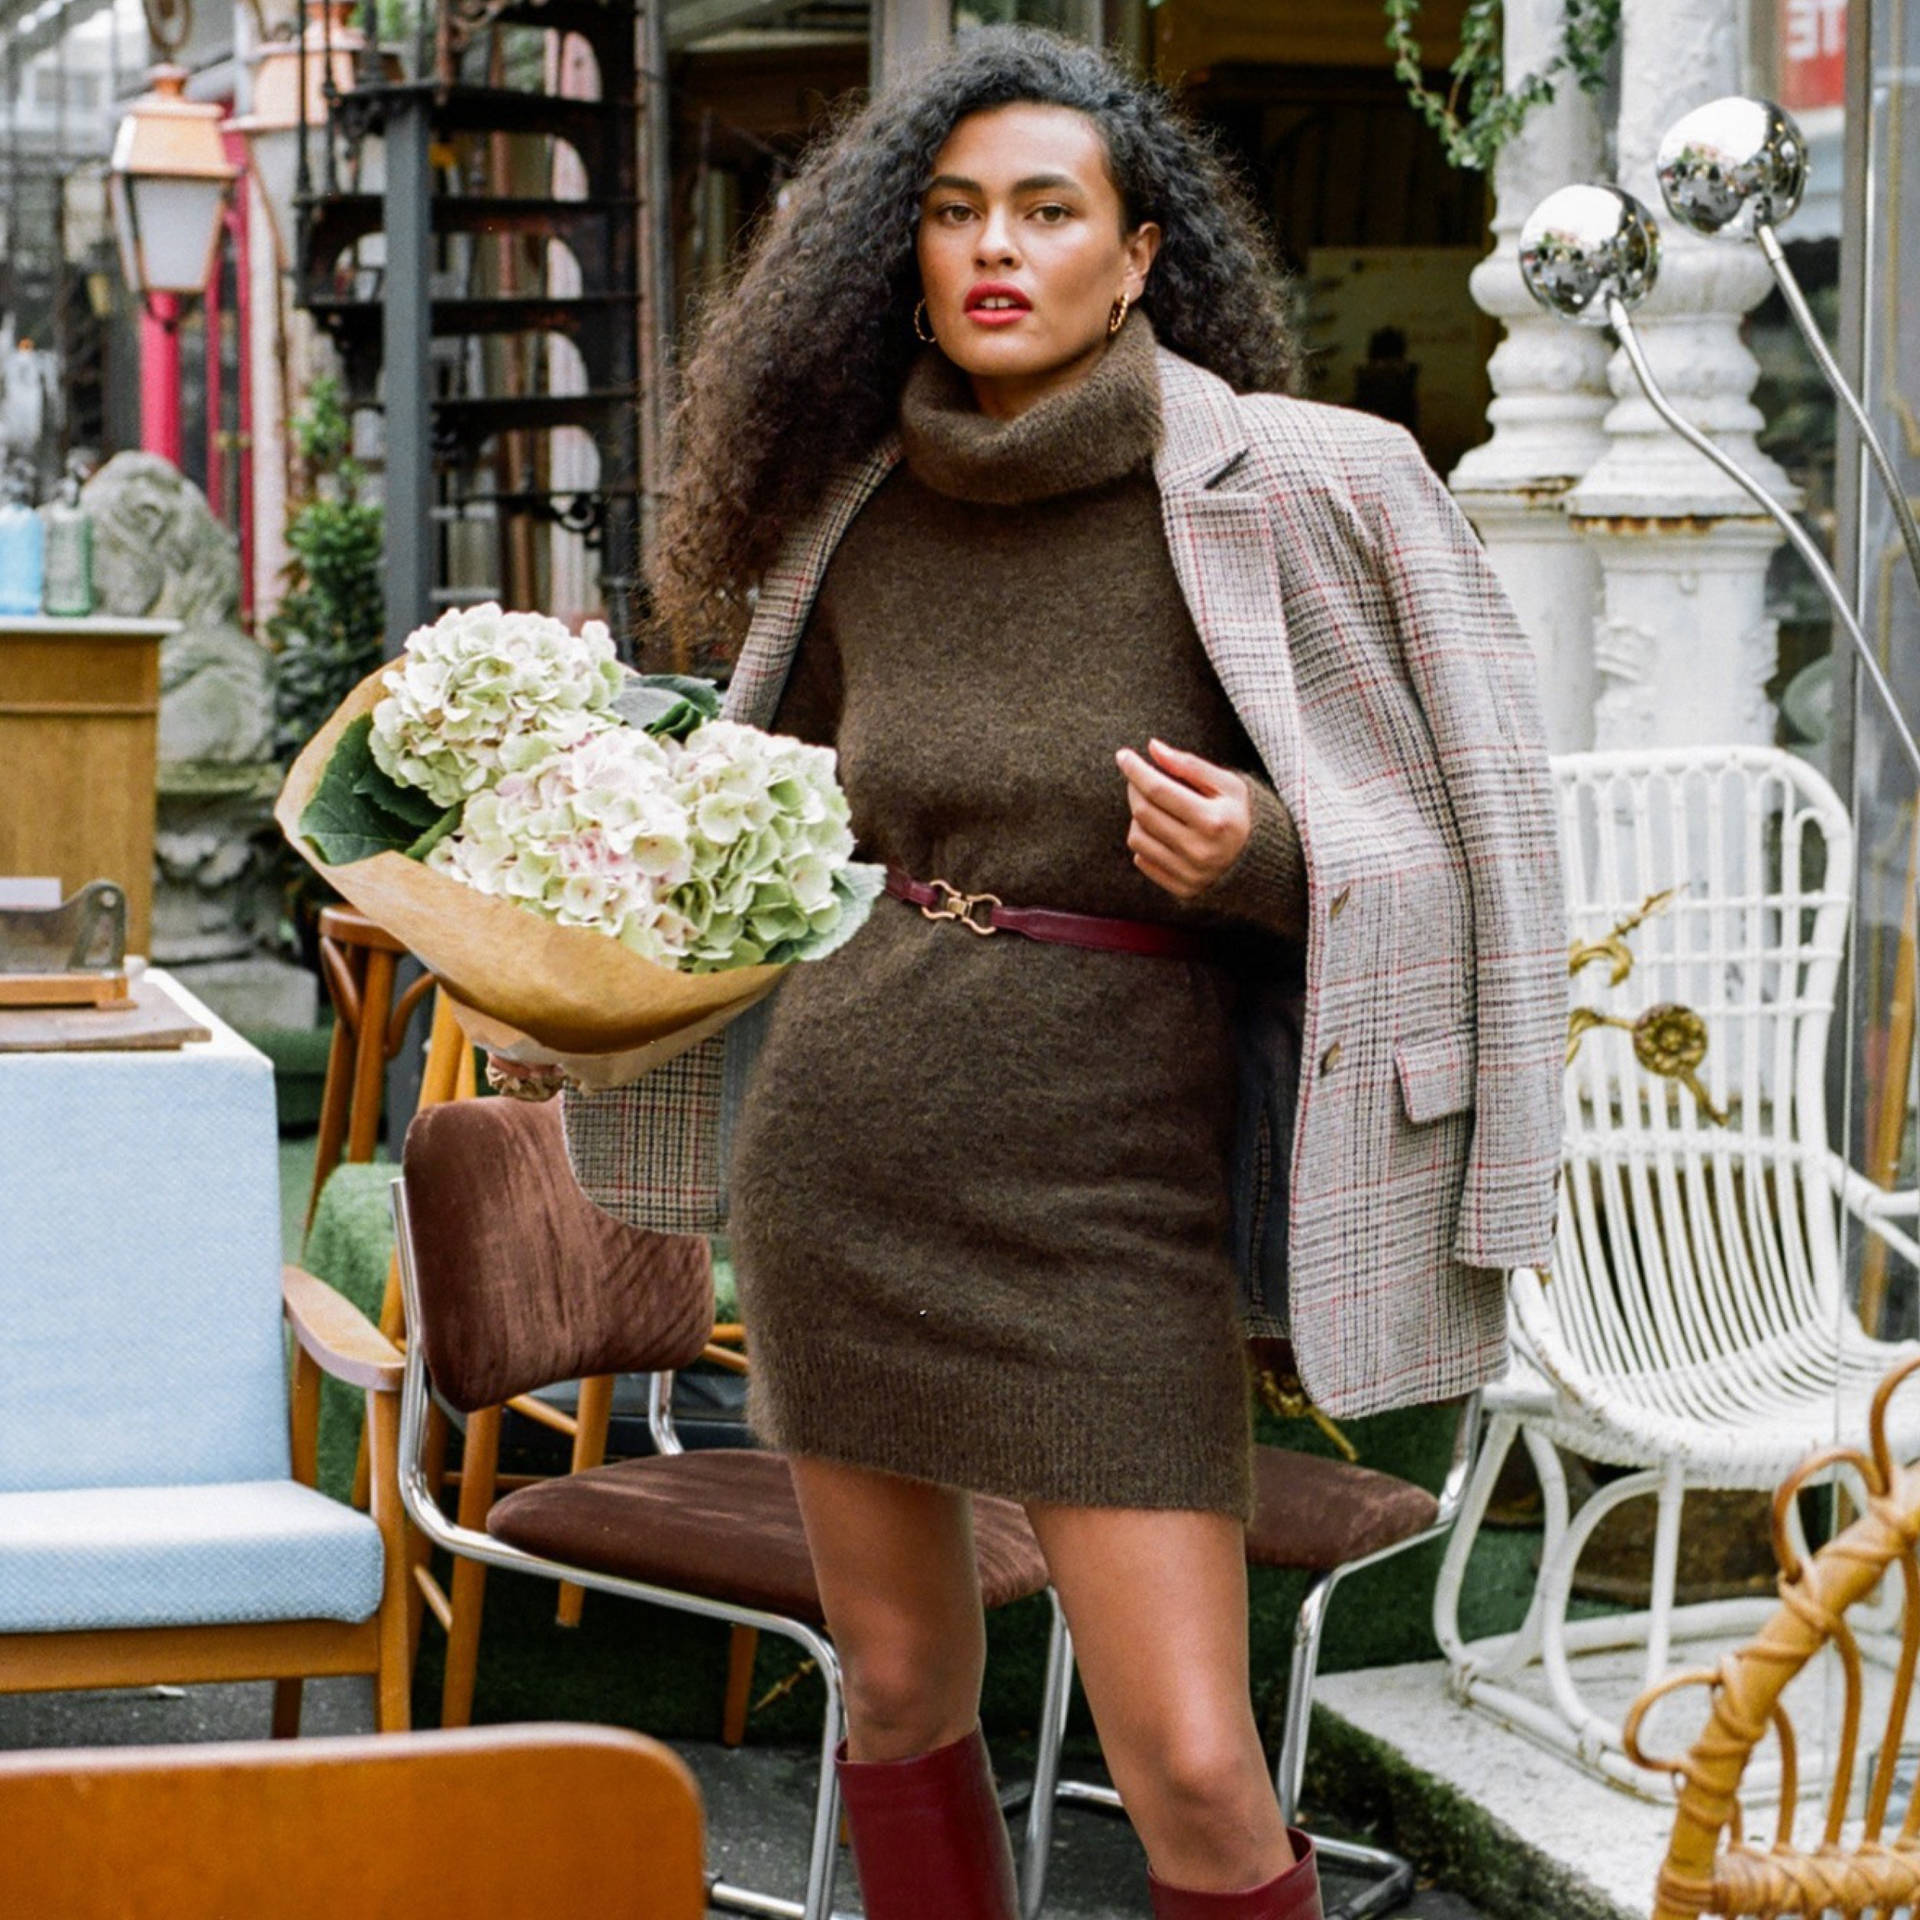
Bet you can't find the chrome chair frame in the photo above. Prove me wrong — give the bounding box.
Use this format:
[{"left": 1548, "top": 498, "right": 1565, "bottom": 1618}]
[
  {"left": 1015, "top": 1395, "right": 1483, "bottom": 1920},
  {"left": 394, "top": 1176, "right": 1060, "bottom": 1920}
]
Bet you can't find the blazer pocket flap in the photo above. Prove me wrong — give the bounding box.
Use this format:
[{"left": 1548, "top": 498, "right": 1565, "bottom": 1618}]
[{"left": 1394, "top": 1031, "right": 1475, "bottom": 1125}]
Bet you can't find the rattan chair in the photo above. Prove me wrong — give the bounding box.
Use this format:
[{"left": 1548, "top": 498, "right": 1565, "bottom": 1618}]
[
  {"left": 388, "top": 1095, "right": 1055, "bottom": 1920},
  {"left": 1434, "top": 743, "right": 1920, "bottom": 1794},
  {"left": 1626, "top": 1351, "right": 1920, "bottom": 1919}
]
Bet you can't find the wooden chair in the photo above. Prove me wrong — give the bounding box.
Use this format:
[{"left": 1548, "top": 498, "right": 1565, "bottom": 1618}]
[
  {"left": 1626, "top": 1351, "right": 1920, "bottom": 1919},
  {"left": 388, "top": 1095, "right": 1056, "bottom": 1920},
  {"left": 308, "top": 903, "right": 435, "bottom": 1232},
  {"left": 0, "top": 1722, "right": 705, "bottom": 1919},
  {"left": 1019, "top": 1393, "right": 1483, "bottom": 1920}
]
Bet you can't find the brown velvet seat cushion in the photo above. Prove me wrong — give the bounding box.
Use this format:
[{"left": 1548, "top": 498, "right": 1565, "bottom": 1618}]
[
  {"left": 1246, "top": 1445, "right": 1440, "bottom": 1572},
  {"left": 401, "top": 1098, "right": 713, "bottom": 1414},
  {"left": 486, "top": 1449, "right": 1050, "bottom": 1624}
]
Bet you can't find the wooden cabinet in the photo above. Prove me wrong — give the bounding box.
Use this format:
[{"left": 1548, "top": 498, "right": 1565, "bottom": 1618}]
[{"left": 0, "top": 617, "right": 176, "bottom": 953}]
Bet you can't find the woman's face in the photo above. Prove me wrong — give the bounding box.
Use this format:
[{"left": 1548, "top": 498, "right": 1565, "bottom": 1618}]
[{"left": 915, "top": 102, "right": 1160, "bottom": 419}]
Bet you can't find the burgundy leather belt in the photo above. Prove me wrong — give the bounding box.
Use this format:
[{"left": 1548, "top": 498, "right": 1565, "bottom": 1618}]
[{"left": 884, "top": 866, "right": 1212, "bottom": 961}]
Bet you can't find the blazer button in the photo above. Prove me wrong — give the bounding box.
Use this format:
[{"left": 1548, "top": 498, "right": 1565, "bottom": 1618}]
[
  {"left": 1329, "top": 884, "right": 1353, "bottom": 921},
  {"left": 1319, "top": 1041, "right": 1343, "bottom": 1076}
]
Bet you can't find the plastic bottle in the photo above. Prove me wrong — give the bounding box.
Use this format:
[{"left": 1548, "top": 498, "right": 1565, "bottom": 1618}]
[
  {"left": 0, "top": 463, "right": 43, "bottom": 617},
  {"left": 41, "top": 456, "right": 94, "bottom": 617}
]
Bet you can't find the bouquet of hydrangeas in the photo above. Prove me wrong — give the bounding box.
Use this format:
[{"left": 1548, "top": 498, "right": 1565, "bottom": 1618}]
[{"left": 276, "top": 604, "right": 882, "bottom": 1087}]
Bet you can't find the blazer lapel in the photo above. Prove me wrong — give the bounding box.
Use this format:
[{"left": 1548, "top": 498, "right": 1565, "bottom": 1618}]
[
  {"left": 1152, "top": 351, "right": 1307, "bottom": 837},
  {"left": 723, "top": 438, "right": 902, "bottom": 727}
]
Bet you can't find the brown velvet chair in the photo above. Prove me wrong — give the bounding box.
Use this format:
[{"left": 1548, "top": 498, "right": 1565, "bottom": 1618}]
[
  {"left": 0, "top": 1722, "right": 704, "bottom": 1919},
  {"left": 1015, "top": 1390, "right": 1482, "bottom": 1920},
  {"left": 388, "top": 1095, "right": 1055, "bottom": 1920}
]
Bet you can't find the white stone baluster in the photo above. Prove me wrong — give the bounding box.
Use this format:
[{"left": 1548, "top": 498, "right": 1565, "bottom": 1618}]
[
  {"left": 1449, "top": 0, "right": 1613, "bottom": 752},
  {"left": 1566, "top": 0, "right": 1797, "bottom": 749}
]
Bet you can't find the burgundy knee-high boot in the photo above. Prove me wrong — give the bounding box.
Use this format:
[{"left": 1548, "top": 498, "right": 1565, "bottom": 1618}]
[
  {"left": 834, "top": 1725, "right": 1020, "bottom": 1920},
  {"left": 1147, "top": 1830, "right": 1324, "bottom": 1920}
]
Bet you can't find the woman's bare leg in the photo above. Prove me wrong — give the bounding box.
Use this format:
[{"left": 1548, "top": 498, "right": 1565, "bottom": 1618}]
[
  {"left": 1025, "top": 1502, "right": 1294, "bottom": 1892},
  {"left": 788, "top": 1454, "right": 986, "bottom": 1759}
]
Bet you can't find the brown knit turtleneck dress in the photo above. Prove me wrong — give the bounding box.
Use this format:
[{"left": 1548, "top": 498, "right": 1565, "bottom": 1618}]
[{"left": 725, "top": 317, "right": 1305, "bottom": 1518}]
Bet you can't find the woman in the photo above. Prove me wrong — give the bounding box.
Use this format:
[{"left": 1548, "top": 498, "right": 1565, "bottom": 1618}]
[{"left": 563, "top": 28, "right": 1564, "bottom": 1920}]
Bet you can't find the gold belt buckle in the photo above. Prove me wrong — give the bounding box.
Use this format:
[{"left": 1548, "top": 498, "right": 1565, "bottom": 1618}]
[{"left": 920, "top": 878, "right": 1001, "bottom": 935}]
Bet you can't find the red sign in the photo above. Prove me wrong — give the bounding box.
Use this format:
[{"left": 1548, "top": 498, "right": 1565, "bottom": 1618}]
[{"left": 1778, "top": 0, "right": 1848, "bottom": 111}]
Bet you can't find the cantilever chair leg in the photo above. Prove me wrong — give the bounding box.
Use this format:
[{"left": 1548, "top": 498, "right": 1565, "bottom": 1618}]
[
  {"left": 1017, "top": 1591, "right": 1078, "bottom": 1920},
  {"left": 1024, "top": 1570, "right": 1417, "bottom": 1920},
  {"left": 1275, "top": 1571, "right": 1413, "bottom": 1920},
  {"left": 1025, "top": 1401, "right": 1481, "bottom": 1918}
]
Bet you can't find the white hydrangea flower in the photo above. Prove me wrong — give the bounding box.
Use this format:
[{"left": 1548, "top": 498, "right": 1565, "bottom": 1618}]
[
  {"left": 428, "top": 728, "right": 696, "bottom": 961},
  {"left": 427, "top": 713, "right": 883, "bottom": 973},
  {"left": 662, "top": 720, "right": 865, "bottom": 970},
  {"left": 370, "top": 603, "right": 625, "bottom": 808}
]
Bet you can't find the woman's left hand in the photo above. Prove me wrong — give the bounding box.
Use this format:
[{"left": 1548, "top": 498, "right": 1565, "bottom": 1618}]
[{"left": 1114, "top": 738, "right": 1252, "bottom": 902}]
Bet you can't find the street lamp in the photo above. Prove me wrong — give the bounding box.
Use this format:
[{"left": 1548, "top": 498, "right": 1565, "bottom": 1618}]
[
  {"left": 109, "top": 63, "right": 240, "bottom": 466},
  {"left": 107, "top": 65, "right": 239, "bottom": 320}
]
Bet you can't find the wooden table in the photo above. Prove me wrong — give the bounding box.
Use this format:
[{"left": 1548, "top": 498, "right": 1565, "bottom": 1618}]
[{"left": 0, "top": 615, "right": 177, "bottom": 954}]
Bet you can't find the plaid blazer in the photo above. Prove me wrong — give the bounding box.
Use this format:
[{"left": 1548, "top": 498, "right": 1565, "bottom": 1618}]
[{"left": 564, "top": 344, "right": 1566, "bottom": 1419}]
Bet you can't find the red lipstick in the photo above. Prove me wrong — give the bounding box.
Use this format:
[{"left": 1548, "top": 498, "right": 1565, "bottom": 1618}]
[{"left": 963, "top": 281, "right": 1032, "bottom": 326}]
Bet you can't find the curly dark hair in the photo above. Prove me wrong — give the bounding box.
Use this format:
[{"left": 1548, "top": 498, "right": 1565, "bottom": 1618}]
[{"left": 656, "top": 27, "right": 1298, "bottom": 660}]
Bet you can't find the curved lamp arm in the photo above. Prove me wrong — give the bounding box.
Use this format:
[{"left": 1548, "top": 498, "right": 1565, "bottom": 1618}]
[
  {"left": 1607, "top": 293, "right": 1920, "bottom": 780},
  {"left": 1753, "top": 224, "right": 1920, "bottom": 600}
]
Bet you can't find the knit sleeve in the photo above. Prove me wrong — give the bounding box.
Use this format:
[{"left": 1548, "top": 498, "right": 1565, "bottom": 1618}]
[
  {"left": 1194, "top": 771, "right": 1306, "bottom": 940},
  {"left": 767, "top": 605, "right": 844, "bottom": 748}
]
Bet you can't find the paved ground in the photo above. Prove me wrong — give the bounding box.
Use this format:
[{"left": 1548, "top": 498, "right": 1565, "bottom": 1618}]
[{"left": 0, "top": 1678, "right": 1487, "bottom": 1917}]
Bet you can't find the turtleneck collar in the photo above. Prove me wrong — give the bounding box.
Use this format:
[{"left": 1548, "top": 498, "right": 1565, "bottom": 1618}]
[{"left": 898, "top": 311, "right": 1163, "bottom": 507}]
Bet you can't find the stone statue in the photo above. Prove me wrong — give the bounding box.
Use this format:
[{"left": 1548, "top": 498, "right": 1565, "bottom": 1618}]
[
  {"left": 81, "top": 454, "right": 293, "bottom": 985},
  {"left": 85, "top": 451, "right": 275, "bottom": 765}
]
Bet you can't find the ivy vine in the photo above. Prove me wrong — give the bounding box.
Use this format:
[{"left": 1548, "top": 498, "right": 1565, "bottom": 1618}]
[{"left": 1384, "top": 0, "right": 1621, "bottom": 172}]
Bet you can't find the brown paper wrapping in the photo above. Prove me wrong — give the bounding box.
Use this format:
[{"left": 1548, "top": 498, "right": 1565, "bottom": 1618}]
[{"left": 275, "top": 666, "right": 785, "bottom": 1080}]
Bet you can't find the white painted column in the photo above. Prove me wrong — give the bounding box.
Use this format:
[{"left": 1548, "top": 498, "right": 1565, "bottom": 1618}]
[
  {"left": 1449, "top": 0, "right": 1613, "bottom": 752},
  {"left": 1565, "top": 0, "right": 1796, "bottom": 749}
]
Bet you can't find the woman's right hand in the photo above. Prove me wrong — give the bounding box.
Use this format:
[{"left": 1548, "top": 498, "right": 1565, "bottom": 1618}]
[{"left": 484, "top": 1054, "right": 568, "bottom": 1102}]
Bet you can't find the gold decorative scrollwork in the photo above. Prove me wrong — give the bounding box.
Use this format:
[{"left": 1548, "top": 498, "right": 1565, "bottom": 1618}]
[
  {"left": 1566, "top": 889, "right": 1729, "bottom": 1127},
  {"left": 1249, "top": 1340, "right": 1359, "bottom": 1462},
  {"left": 1568, "top": 885, "right": 1678, "bottom": 986}
]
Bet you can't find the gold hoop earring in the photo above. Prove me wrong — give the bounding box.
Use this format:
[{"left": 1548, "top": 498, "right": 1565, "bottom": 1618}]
[
  {"left": 913, "top": 299, "right": 936, "bottom": 344},
  {"left": 1107, "top": 292, "right": 1130, "bottom": 338}
]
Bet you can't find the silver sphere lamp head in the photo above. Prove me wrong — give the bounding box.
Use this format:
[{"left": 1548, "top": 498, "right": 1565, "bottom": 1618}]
[
  {"left": 1656, "top": 96, "right": 1806, "bottom": 239},
  {"left": 1518, "top": 184, "right": 1661, "bottom": 327}
]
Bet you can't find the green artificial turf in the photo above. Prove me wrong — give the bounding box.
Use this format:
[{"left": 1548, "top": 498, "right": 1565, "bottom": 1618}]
[{"left": 299, "top": 1158, "right": 398, "bottom": 1502}]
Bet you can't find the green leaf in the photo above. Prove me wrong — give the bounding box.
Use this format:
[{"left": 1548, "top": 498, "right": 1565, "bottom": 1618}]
[
  {"left": 354, "top": 756, "right": 444, "bottom": 830},
  {"left": 405, "top": 803, "right": 465, "bottom": 861},
  {"left": 299, "top": 715, "right": 435, "bottom": 865},
  {"left": 612, "top": 671, "right": 723, "bottom": 739}
]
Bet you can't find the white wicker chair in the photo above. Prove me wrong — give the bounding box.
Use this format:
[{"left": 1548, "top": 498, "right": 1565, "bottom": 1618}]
[{"left": 1433, "top": 743, "right": 1920, "bottom": 1796}]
